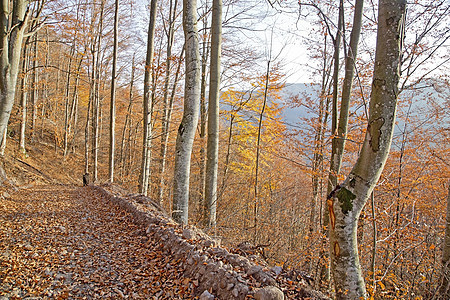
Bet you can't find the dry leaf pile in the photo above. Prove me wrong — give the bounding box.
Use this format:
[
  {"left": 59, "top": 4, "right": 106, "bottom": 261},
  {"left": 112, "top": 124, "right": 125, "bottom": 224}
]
[{"left": 0, "top": 185, "right": 197, "bottom": 299}]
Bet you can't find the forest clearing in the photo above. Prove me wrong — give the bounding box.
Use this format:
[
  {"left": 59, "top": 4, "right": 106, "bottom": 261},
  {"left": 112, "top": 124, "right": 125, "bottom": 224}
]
[{"left": 0, "top": 0, "right": 449, "bottom": 299}]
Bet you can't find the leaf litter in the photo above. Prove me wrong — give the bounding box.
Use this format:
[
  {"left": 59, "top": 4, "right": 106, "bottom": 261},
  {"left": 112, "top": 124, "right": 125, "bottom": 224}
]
[{"left": 0, "top": 185, "right": 197, "bottom": 299}]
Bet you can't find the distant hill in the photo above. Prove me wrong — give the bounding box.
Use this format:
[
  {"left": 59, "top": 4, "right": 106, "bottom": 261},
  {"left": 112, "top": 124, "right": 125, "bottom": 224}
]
[{"left": 277, "top": 79, "right": 449, "bottom": 132}]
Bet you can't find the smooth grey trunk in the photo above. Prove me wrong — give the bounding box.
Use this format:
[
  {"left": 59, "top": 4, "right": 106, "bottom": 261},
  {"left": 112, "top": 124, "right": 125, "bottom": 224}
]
[
  {"left": 328, "top": 1, "right": 406, "bottom": 298},
  {"left": 198, "top": 8, "right": 209, "bottom": 218},
  {"left": 327, "top": 0, "right": 364, "bottom": 193},
  {"left": 0, "top": 0, "right": 30, "bottom": 146},
  {"left": 92, "top": 0, "right": 105, "bottom": 183},
  {"left": 0, "top": 128, "right": 6, "bottom": 155},
  {"left": 109, "top": 0, "right": 119, "bottom": 183},
  {"left": 441, "top": 183, "right": 450, "bottom": 297},
  {"left": 139, "top": 0, "right": 157, "bottom": 196},
  {"left": 204, "top": 0, "right": 222, "bottom": 228},
  {"left": 172, "top": 0, "right": 201, "bottom": 224},
  {"left": 329, "top": 0, "right": 344, "bottom": 166}
]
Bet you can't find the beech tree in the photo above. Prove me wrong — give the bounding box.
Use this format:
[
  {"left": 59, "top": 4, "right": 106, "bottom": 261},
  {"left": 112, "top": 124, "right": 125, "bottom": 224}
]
[
  {"left": 109, "top": 0, "right": 119, "bottom": 183},
  {"left": 172, "top": 0, "right": 201, "bottom": 224},
  {"left": 139, "top": 0, "right": 158, "bottom": 196},
  {"left": 327, "top": 0, "right": 406, "bottom": 298},
  {"left": 204, "top": 0, "right": 222, "bottom": 228},
  {"left": 0, "top": 0, "right": 31, "bottom": 146}
]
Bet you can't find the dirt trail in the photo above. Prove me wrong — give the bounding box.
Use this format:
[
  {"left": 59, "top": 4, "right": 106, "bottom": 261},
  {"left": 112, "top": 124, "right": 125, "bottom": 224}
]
[{"left": 0, "top": 185, "right": 196, "bottom": 299}]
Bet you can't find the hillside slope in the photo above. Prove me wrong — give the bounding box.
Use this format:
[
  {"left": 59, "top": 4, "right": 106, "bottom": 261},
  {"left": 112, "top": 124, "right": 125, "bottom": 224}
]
[{"left": 0, "top": 139, "right": 328, "bottom": 299}]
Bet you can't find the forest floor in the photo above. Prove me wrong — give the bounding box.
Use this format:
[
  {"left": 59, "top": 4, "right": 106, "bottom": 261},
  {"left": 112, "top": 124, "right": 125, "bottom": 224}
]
[{"left": 0, "top": 185, "right": 198, "bottom": 299}]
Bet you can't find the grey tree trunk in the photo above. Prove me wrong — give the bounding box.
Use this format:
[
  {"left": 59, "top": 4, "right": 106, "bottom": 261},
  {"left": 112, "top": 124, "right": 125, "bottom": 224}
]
[
  {"left": 172, "top": 0, "right": 201, "bottom": 224},
  {"left": 0, "top": 0, "right": 31, "bottom": 145},
  {"left": 139, "top": 0, "right": 157, "bottom": 196},
  {"left": 109, "top": 0, "right": 119, "bottom": 183},
  {"left": 327, "top": 0, "right": 364, "bottom": 193},
  {"left": 92, "top": 0, "right": 105, "bottom": 183},
  {"left": 198, "top": 7, "right": 209, "bottom": 218},
  {"left": 328, "top": 1, "right": 406, "bottom": 298},
  {"left": 441, "top": 183, "right": 450, "bottom": 297},
  {"left": 204, "top": 0, "right": 222, "bottom": 228}
]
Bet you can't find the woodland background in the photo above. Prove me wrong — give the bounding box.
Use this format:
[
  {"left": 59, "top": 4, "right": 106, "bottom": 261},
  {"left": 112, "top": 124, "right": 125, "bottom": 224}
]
[{"left": 0, "top": 0, "right": 449, "bottom": 299}]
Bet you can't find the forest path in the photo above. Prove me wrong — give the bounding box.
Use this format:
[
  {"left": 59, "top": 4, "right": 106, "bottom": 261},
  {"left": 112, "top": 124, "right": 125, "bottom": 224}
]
[{"left": 0, "top": 185, "right": 195, "bottom": 299}]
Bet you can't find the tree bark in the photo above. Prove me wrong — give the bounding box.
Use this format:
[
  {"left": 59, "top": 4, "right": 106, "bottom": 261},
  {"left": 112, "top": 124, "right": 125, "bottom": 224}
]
[
  {"left": 19, "top": 40, "right": 29, "bottom": 154},
  {"left": 198, "top": 6, "right": 209, "bottom": 219},
  {"left": 327, "top": 0, "right": 364, "bottom": 192},
  {"left": 0, "top": 0, "right": 30, "bottom": 145},
  {"left": 172, "top": 0, "right": 201, "bottom": 224},
  {"left": 328, "top": 1, "right": 406, "bottom": 298},
  {"left": 139, "top": 0, "right": 158, "bottom": 196},
  {"left": 109, "top": 0, "right": 119, "bottom": 183},
  {"left": 204, "top": 0, "right": 222, "bottom": 228}
]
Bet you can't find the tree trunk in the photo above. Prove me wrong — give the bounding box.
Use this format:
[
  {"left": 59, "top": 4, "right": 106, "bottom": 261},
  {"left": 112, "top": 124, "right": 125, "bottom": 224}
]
[
  {"left": 254, "top": 59, "right": 270, "bottom": 242},
  {"left": 321, "top": 4, "right": 343, "bottom": 282},
  {"left": 109, "top": 0, "right": 119, "bottom": 182},
  {"left": 198, "top": 2, "right": 210, "bottom": 219},
  {"left": 139, "top": 0, "right": 158, "bottom": 196},
  {"left": 19, "top": 41, "right": 29, "bottom": 154},
  {"left": 30, "top": 33, "right": 38, "bottom": 143},
  {"left": 63, "top": 45, "right": 75, "bottom": 157},
  {"left": 0, "top": 0, "right": 30, "bottom": 145},
  {"left": 172, "top": 0, "right": 201, "bottom": 224},
  {"left": 327, "top": 0, "right": 364, "bottom": 192},
  {"left": 328, "top": 1, "right": 406, "bottom": 298},
  {"left": 92, "top": 0, "right": 105, "bottom": 183},
  {"left": 204, "top": 0, "right": 222, "bottom": 228}
]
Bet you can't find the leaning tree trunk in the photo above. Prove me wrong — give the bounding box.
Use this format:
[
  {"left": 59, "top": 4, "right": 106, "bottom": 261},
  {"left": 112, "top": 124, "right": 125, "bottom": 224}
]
[
  {"left": 0, "top": 0, "right": 30, "bottom": 145},
  {"left": 204, "top": 0, "right": 222, "bottom": 228},
  {"left": 328, "top": 1, "right": 406, "bottom": 299},
  {"left": 172, "top": 0, "right": 201, "bottom": 224}
]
